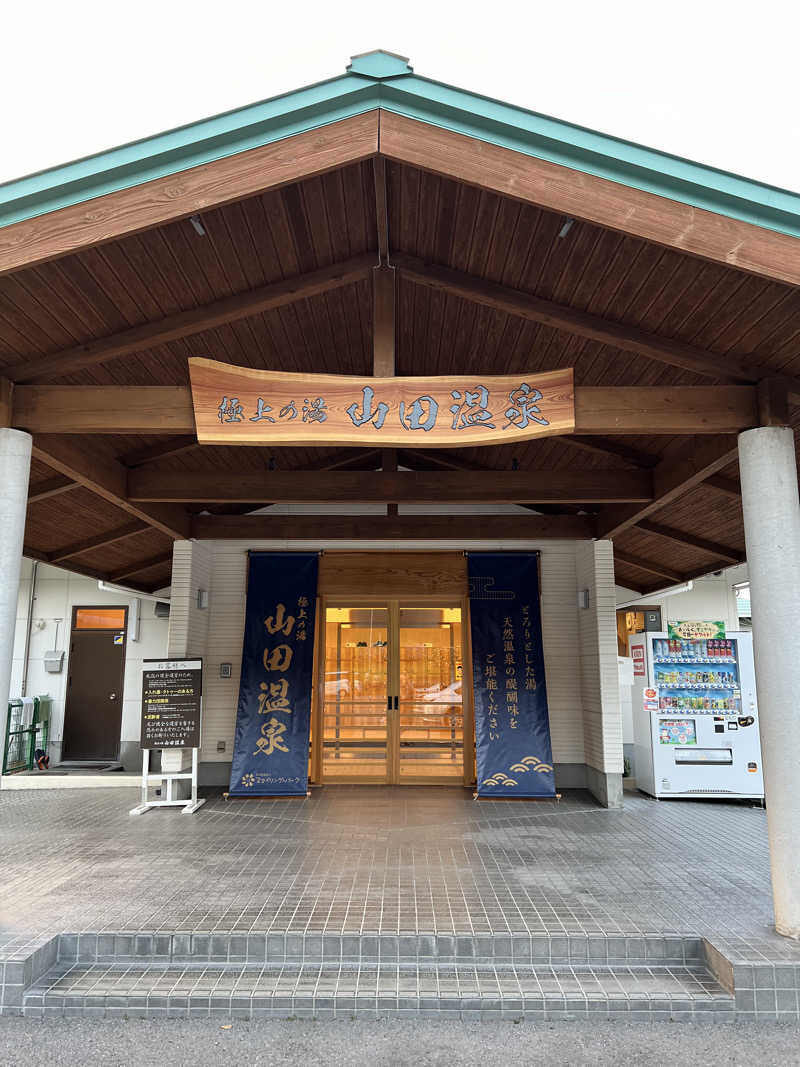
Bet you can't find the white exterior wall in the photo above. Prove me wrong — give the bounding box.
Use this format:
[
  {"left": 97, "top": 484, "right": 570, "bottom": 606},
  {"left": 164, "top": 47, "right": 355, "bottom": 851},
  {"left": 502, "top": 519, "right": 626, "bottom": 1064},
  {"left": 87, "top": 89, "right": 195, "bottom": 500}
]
[
  {"left": 169, "top": 538, "right": 621, "bottom": 776},
  {"left": 9, "top": 559, "right": 170, "bottom": 768},
  {"left": 576, "top": 541, "right": 624, "bottom": 775},
  {"left": 615, "top": 564, "right": 746, "bottom": 631}
]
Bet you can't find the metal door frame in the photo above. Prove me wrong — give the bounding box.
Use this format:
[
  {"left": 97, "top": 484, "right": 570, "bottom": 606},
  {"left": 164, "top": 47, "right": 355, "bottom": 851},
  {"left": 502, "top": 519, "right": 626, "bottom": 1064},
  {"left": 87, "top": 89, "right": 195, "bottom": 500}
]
[
  {"left": 62, "top": 604, "right": 128, "bottom": 761},
  {"left": 316, "top": 596, "right": 475, "bottom": 786}
]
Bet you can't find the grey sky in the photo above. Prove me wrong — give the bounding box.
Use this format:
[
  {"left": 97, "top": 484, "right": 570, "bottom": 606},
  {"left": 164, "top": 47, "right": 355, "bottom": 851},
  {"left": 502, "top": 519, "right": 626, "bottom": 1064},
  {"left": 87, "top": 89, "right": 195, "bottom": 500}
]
[{"left": 2, "top": 0, "right": 798, "bottom": 192}]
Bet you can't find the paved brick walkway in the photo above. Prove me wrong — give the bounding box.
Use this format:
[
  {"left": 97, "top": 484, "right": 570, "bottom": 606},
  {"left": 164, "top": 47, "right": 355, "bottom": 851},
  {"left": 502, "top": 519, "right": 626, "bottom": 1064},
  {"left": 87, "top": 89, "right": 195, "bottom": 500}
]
[{"left": 0, "top": 785, "right": 794, "bottom": 966}]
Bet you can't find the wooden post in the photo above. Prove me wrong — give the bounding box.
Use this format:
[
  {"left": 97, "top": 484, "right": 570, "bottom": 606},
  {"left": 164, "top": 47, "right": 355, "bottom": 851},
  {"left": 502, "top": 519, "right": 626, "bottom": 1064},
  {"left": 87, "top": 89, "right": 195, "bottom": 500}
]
[
  {"left": 0, "top": 378, "right": 12, "bottom": 428},
  {"left": 383, "top": 448, "right": 398, "bottom": 518},
  {"left": 757, "top": 377, "right": 791, "bottom": 427},
  {"left": 372, "top": 266, "right": 396, "bottom": 378}
]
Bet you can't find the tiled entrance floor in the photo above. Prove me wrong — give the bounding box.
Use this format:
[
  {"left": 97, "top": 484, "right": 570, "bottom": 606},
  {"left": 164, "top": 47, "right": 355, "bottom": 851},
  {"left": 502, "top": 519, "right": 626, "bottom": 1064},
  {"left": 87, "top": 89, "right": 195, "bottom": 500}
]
[{"left": 0, "top": 786, "right": 798, "bottom": 1019}]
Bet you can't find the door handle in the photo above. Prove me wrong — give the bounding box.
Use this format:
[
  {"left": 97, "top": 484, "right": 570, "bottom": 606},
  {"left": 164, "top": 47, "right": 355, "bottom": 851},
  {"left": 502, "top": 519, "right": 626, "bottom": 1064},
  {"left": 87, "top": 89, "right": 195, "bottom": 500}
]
[{"left": 109, "top": 692, "right": 117, "bottom": 701}]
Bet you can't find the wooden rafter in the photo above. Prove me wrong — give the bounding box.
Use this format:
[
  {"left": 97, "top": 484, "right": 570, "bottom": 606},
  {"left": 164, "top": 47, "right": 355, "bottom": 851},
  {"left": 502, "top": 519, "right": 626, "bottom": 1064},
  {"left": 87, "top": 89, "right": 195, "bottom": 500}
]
[
  {"left": 128, "top": 469, "right": 652, "bottom": 504},
  {"left": 31, "top": 437, "right": 190, "bottom": 540},
  {"left": 706, "top": 474, "right": 741, "bottom": 497},
  {"left": 48, "top": 521, "right": 149, "bottom": 564},
  {"left": 10, "top": 384, "right": 761, "bottom": 436},
  {"left": 6, "top": 255, "right": 374, "bottom": 383},
  {"left": 110, "top": 552, "right": 174, "bottom": 582},
  {"left": 190, "top": 513, "right": 593, "bottom": 539},
  {"left": 597, "top": 437, "right": 740, "bottom": 539},
  {"left": 564, "top": 436, "right": 659, "bottom": 468},
  {"left": 121, "top": 437, "right": 199, "bottom": 469},
  {"left": 613, "top": 549, "right": 684, "bottom": 584},
  {"left": 635, "top": 520, "right": 742, "bottom": 564},
  {"left": 27, "top": 475, "right": 77, "bottom": 503},
  {"left": 392, "top": 252, "right": 800, "bottom": 399}
]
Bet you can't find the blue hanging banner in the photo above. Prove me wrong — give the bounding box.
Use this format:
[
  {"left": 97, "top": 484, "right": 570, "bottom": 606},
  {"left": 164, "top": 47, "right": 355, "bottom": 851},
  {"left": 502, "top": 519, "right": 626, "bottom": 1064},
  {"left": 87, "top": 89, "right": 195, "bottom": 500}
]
[
  {"left": 228, "top": 552, "right": 318, "bottom": 797},
  {"left": 468, "top": 553, "right": 556, "bottom": 798}
]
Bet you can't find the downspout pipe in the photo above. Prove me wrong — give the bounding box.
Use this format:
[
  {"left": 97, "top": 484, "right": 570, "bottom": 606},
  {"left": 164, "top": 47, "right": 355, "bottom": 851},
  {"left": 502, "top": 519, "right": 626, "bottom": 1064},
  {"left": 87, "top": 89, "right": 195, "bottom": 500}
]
[{"left": 20, "top": 561, "right": 37, "bottom": 698}]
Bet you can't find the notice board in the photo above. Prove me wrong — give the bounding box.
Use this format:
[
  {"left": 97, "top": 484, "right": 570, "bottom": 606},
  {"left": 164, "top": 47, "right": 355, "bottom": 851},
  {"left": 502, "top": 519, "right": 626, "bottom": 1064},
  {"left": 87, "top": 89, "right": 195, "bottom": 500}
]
[{"left": 140, "top": 659, "right": 202, "bottom": 749}]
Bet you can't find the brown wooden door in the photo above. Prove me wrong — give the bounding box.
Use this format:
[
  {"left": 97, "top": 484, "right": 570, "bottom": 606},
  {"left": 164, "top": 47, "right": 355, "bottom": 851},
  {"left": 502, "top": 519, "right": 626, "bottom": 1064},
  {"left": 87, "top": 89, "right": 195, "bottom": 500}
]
[{"left": 61, "top": 607, "right": 127, "bottom": 761}]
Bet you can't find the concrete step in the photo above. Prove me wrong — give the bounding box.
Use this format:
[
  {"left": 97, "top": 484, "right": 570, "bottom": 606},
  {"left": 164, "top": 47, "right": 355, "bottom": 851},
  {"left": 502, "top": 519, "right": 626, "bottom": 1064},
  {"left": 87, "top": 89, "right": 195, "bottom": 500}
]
[
  {"left": 23, "top": 960, "right": 733, "bottom": 1020},
  {"left": 54, "top": 931, "right": 707, "bottom": 967}
]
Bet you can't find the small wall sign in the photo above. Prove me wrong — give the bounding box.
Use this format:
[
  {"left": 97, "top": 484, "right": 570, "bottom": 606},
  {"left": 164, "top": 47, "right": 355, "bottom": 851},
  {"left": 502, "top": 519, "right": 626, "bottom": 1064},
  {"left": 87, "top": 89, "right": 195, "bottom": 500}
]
[{"left": 667, "top": 621, "right": 725, "bottom": 640}]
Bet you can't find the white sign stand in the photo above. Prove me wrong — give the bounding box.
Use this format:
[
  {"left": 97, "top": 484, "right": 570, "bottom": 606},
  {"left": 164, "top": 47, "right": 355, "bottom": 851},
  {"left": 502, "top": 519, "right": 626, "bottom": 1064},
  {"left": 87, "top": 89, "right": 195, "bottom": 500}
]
[{"left": 129, "top": 747, "right": 205, "bottom": 815}]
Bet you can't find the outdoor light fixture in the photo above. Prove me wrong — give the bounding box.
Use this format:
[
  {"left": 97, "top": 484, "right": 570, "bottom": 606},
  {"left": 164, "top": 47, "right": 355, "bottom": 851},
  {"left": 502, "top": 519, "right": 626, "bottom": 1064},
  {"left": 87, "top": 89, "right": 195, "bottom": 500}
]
[
  {"left": 189, "top": 214, "right": 207, "bottom": 236},
  {"left": 578, "top": 588, "right": 590, "bottom": 610},
  {"left": 617, "top": 580, "right": 694, "bottom": 610},
  {"left": 558, "top": 218, "right": 574, "bottom": 238}
]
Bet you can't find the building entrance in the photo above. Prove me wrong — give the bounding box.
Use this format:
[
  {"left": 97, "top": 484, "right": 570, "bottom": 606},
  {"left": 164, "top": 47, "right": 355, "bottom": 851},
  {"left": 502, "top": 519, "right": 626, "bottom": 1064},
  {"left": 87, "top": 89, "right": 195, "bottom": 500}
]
[
  {"left": 319, "top": 601, "right": 473, "bottom": 785},
  {"left": 62, "top": 606, "right": 127, "bottom": 761}
]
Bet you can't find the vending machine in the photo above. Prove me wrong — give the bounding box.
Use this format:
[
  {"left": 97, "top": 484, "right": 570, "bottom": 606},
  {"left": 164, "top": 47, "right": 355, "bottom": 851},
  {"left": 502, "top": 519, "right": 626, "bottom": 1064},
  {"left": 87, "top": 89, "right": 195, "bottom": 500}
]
[{"left": 630, "top": 628, "right": 763, "bottom": 800}]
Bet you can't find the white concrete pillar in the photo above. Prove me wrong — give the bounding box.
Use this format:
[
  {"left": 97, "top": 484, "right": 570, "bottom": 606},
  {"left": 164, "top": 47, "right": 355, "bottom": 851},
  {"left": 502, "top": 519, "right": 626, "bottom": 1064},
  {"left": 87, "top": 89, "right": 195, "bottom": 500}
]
[
  {"left": 0, "top": 429, "right": 32, "bottom": 779},
  {"left": 739, "top": 426, "right": 800, "bottom": 939}
]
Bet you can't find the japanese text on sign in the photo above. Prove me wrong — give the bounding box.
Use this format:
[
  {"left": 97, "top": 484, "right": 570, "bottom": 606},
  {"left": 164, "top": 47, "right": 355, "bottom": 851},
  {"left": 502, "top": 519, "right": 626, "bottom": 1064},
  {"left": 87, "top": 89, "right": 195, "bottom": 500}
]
[
  {"left": 140, "top": 659, "right": 202, "bottom": 749},
  {"left": 189, "top": 360, "right": 575, "bottom": 448}
]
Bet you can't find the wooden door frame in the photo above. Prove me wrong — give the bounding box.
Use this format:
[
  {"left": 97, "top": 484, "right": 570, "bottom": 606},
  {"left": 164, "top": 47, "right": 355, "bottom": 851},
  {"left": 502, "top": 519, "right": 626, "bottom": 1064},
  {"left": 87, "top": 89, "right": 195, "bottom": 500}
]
[{"left": 314, "top": 594, "right": 475, "bottom": 787}]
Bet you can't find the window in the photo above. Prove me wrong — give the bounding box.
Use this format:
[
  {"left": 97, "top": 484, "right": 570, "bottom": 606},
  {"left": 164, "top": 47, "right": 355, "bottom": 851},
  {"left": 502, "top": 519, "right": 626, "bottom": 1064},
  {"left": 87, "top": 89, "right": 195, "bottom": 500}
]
[{"left": 73, "top": 607, "right": 127, "bottom": 630}]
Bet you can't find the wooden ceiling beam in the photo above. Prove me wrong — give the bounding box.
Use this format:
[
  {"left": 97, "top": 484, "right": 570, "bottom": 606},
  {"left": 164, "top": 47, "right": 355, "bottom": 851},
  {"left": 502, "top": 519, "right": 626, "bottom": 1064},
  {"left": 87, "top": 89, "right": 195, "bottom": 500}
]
[
  {"left": 6, "top": 254, "right": 374, "bottom": 383},
  {"left": 48, "top": 521, "right": 149, "bottom": 564},
  {"left": 706, "top": 473, "right": 741, "bottom": 497},
  {"left": 393, "top": 253, "right": 800, "bottom": 400},
  {"left": 373, "top": 155, "right": 390, "bottom": 263},
  {"left": 635, "top": 519, "right": 742, "bottom": 564},
  {"left": 27, "top": 475, "right": 77, "bottom": 503},
  {"left": 597, "top": 437, "right": 740, "bottom": 539},
  {"left": 121, "top": 437, "right": 199, "bottom": 469},
  {"left": 380, "top": 113, "right": 800, "bottom": 288},
  {"left": 372, "top": 266, "right": 396, "bottom": 377},
  {"left": 564, "top": 435, "right": 659, "bottom": 468},
  {"left": 0, "top": 112, "right": 380, "bottom": 276},
  {"left": 128, "top": 469, "right": 653, "bottom": 504},
  {"left": 110, "top": 552, "right": 174, "bottom": 582},
  {"left": 31, "top": 437, "right": 190, "bottom": 539},
  {"left": 10, "top": 384, "right": 760, "bottom": 436},
  {"left": 613, "top": 549, "right": 685, "bottom": 584},
  {"left": 190, "top": 513, "right": 594, "bottom": 540}
]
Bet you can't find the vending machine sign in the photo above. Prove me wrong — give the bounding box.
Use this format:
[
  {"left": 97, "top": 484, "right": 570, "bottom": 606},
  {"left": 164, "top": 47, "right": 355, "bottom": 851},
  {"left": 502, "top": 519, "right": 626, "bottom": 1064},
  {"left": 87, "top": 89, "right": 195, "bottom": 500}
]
[
  {"left": 140, "top": 659, "right": 202, "bottom": 749},
  {"left": 658, "top": 718, "right": 697, "bottom": 746},
  {"left": 632, "top": 646, "right": 645, "bottom": 677},
  {"left": 644, "top": 687, "right": 659, "bottom": 713},
  {"left": 667, "top": 621, "right": 725, "bottom": 641}
]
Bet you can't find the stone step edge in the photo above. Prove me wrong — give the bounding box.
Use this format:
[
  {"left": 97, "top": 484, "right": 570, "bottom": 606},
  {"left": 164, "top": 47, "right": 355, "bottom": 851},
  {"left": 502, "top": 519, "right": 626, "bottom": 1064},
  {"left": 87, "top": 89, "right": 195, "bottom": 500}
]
[
  {"left": 21, "top": 961, "right": 733, "bottom": 1010},
  {"left": 54, "top": 931, "right": 707, "bottom": 966}
]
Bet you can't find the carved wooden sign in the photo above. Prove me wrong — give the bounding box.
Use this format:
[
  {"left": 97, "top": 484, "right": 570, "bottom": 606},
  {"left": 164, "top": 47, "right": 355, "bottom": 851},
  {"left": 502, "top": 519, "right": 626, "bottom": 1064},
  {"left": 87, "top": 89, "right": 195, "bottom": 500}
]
[{"left": 188, "top": 358, "right": 575, "bottom": 447}]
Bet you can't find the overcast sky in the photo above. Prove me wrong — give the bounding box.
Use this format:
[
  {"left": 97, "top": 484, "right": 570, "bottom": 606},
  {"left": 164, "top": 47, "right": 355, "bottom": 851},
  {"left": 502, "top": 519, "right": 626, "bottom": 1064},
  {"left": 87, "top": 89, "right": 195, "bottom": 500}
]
[{"left": 2, "top": 0, "right": 798, "bottom": 192}]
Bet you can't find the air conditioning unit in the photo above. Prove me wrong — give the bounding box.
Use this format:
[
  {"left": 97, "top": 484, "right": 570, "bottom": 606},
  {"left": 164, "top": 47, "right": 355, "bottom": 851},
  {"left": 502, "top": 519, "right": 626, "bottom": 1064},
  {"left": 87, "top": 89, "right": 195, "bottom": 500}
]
[{"left": 154, "top": 602, "right": 170, "bottom": 619}]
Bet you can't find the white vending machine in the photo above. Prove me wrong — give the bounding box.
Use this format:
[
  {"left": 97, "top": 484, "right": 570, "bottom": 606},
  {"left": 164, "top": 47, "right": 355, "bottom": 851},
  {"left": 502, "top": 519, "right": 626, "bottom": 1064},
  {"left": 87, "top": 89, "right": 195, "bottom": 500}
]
[{"left": 630, "top": 628, "right": 763, "bottom": 800}]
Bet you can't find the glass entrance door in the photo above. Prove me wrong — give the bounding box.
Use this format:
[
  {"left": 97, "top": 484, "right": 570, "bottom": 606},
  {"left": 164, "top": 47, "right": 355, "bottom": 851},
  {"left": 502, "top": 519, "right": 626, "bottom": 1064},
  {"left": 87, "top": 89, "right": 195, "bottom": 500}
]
[
  {"left": 320, "top": 602, "right": 467, "bottom": 784},
  {"left": 397, "top": 606, "right": 464, "bottom": 782},
  {"left": 322, "top": 606, "right": 390, "bottom": 781}
]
